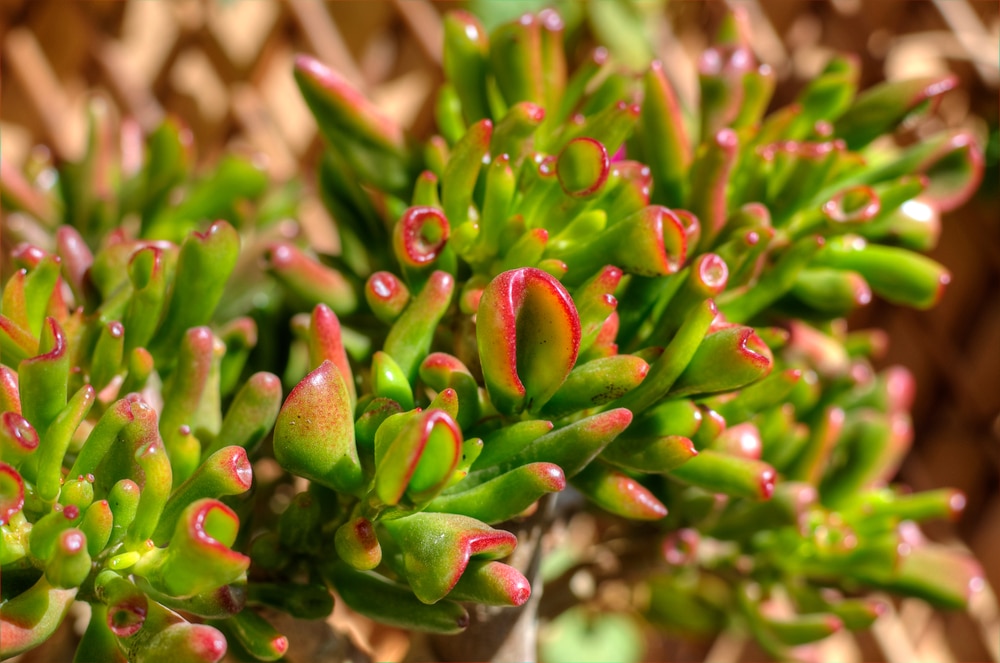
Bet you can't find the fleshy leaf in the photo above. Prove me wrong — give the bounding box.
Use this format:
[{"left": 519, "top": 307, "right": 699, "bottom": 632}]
[
  {"left": 447, "top": 560, "right": 531, "bottom": 607},
  {"left": 477, "top": 267, "right": 581, "bottom": 415},
  {"left": 335, "top": 516, "right": 382, "bottom": 570},
  {"left": 669, "top": 326, "right": 773, "bottom": 398},
  {"left": 294, "top": 55, "right": 412, "bottom": 196},
  {"left": 668, "top": 449, "right": 777, "bottom": 500},
  {"left": 571, "top": 462, "right": 668, "bottom": 520},
  {"left": 274, "top": 361, "right": 364, "bottom": 496},
  {"left": 426, "top": 462, "right": 565, "bottom": 524},
  {"left": 0, "top": 577, "right": 77, "bottom": 659},
  {"left": 149, "top": 221, "right": 240, "bottom": 359},
  {"left": 375, "top": 408, "right": 462, "bottom": 506},
  {"left": 834, "top": 75, "right": 958, "bottom": 150},
  {"left": 153, "top": 446, "right": 253, "bottom": 544},
  {"left": 135, "top": 498, "right": 250, "bottom": 599},
  {"left": 380, "top": 512, "right": 517, "bottom": 604}
]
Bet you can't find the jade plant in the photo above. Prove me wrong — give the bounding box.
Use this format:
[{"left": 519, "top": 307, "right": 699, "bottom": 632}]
[
  {"left": 0, "top": 111, "right": 301, "bottom": 661},
  {"left": 0, "top": 6, "right": 988, "bottom": 663}
]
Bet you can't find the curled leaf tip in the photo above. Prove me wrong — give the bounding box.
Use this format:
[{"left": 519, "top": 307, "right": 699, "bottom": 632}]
[
  {"left": 696, "top": 253, "right": 729, "bottom": 294},
  {"left": 557, "top": 137, "right": 610, "bottom": 198},
  {"left": 738, "top": 328, "right": 773, "bottom": 371},
  {"left": 823, "top": 186, "right": 881, "bottom": 224},
  {"left": 1, "top": 411, "right": 39, "bottom": 459},
  {"left": 0, "top": 462, "right": 25, "bottom": 525},
  {"left": 222, "top": 447, "right": 253, "bottom": 492},
  {"left": 395, "top": 207, "right": 451, "bottom": 266}
]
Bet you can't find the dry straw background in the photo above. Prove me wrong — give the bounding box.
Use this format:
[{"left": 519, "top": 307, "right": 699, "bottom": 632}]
[{"left": 1, "top": 1, "right": 998, "bottom": 662}]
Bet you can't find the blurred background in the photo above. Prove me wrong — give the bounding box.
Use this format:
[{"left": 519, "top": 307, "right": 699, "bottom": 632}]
[{"left": 1, "top": 1, "right": 997, "bottom": 661}]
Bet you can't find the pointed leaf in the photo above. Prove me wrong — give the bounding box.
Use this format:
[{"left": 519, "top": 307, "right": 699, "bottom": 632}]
[
  {"left": 426, "top": 462, "right": 565, "bottom": 524},
  {"left": 274, "top": 361, "right": 364, "bottom": 495}
]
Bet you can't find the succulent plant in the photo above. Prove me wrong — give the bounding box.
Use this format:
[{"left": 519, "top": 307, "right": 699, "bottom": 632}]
[
  {"left": 0, "top": 112, "right": 297, "bottom": 662},
  {"left": 275, "top": 6, "right": 984, "bottom": 659},
  {"left": 0, "top": 5, "right": 987, "bottom": 663}
]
